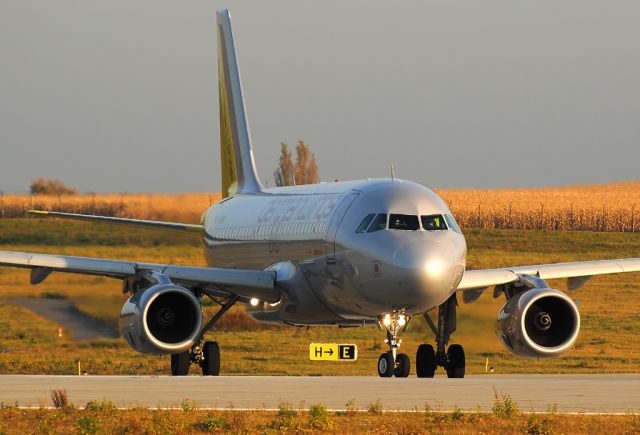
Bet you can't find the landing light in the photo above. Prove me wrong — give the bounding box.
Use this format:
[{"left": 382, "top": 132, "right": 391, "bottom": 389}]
[
  {"left": 250, "top": 298, "right": 260, "bottom": 307},
  {"left": 398, "top": 315, "right": 407, "bottom": 327},
  {"left": 424, "top": 259, "right": 445, "bottom": 277},
  {"left": 383, "top": 314, "right": 391, "bottom": 327}
]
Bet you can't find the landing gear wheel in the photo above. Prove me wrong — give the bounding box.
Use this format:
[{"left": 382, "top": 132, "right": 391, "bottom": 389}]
[
  {"left": 394, "top": 353, "right": 410, "bottom": 378},
  {"left": 416, "top": 344, "right": 436, "bottom": 378},
  {"left": 171, "top": 351, "right": 190, "bottom": 376},
  {"left": 446, "top": 344, "right": 465, "bottom": 378},
  {"left": 201, "top": 341, "right": 220, "bottom": 376},
  {"left": 377, "top": 352, "right": 394, "bottom": 377}
]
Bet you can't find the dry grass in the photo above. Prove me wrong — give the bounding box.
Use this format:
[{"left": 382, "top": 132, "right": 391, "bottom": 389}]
[
  {"left": 49, "top": 390, "right": 68, "bottom": 409},
  {"left": 1, "top": 180, "right": 639, "bottom": 231},
  {"left": 0, "top": 407, "right": 638, "bottom": 434}
]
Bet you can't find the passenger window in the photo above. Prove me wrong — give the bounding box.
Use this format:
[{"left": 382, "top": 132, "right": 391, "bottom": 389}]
[
  {"left": 356, "top": 214, "right": 376, "bottom": 233},
  {"left": 389, "top": 214, "right": 419, "bottom": 231},
  {"left": 421, "top": 214, "right": 448, "bottom": 231},
  {"left": 367, "top": 214, "right": 387, "bottom": 232},
  {"left": 444, "top": 214, "right": 462, "bottom": 234}
]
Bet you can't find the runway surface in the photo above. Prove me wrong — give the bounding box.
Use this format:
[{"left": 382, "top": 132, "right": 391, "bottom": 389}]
[{"left": 1, "top": 374, "right": 638, "bottom": 412}]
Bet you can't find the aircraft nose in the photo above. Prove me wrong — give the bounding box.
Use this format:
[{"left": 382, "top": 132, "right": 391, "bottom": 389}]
[{"left": 392, "top": 240, "right": 460, "bottom": 305}]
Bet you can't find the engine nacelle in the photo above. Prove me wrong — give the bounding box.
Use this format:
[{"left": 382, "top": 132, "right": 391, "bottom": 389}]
[
  {"left": 119, "top": 283, "right": 202, "bottom": 354},
  {"left": 496, "top": 288, "right": 580, "bottom": 358}
]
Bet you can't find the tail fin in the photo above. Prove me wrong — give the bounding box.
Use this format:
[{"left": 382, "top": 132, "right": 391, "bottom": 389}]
[{"left": 217, "top": 9, "right": 263, "bottom": 198}]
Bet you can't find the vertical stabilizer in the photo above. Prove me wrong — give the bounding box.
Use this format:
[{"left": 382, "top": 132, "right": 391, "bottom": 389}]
[{"left": 217, "top": 9, "right": 263, "bottom": 198}]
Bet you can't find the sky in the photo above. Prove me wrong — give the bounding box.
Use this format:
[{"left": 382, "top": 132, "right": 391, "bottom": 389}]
[{"left": 1, "top": 1, "right": 639, "bottom": 193}]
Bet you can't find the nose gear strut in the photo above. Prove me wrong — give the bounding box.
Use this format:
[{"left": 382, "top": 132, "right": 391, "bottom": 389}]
[{"left": 376, "top": 311, "right": 411, "bottom": 377}]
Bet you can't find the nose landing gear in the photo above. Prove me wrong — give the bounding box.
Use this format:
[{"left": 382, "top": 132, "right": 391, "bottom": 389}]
[
  {"left": 377, "top": 312, "right": 411, "bottom": 377},
  {"left": 417, "top": 294, "right": 465, "bottom": 378}
]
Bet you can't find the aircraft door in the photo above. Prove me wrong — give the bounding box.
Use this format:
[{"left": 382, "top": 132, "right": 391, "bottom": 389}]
[{"left": 325, "top": 193, "right": 359, "bottom": 263}]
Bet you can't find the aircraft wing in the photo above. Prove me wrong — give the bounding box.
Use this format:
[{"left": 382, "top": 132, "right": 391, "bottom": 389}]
[
  {"left": 0, "top": 250, "right": 278, "bottom": 303},
  {"left": 27, "top": 210, "right": 204, "bottom": 233},
  {"left": 457, "top": 258, "right": 640, "bottom": 303}
]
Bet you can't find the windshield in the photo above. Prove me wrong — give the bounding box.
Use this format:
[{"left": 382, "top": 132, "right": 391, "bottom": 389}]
[
  {"left": 367, "top": 214, "right": 387, "bottom": 232},
  {"left": 421, "top": 214, "right": 447, "bottom": 231},
  {"left": 444, "top": 214, "right": 462, "bottom": 234},
  {"left": 389, "top": 214, "right": 420, "bottom": 231},
  {"left": 356, "top": 214, "right": 376, "bottom": 233}
]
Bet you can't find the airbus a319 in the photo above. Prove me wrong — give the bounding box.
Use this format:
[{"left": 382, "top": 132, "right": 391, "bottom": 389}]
[{"left": 2, "top": 9, "right": 639, "bottom": 378}]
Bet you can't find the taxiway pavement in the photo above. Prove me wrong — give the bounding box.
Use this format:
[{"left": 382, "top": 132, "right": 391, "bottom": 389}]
[{"left": 1, "top": 374, "right": 638, "bottom": 412}]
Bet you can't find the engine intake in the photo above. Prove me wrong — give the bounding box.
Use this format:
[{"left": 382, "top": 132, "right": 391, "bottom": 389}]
[
  {"left": 120, "top": 279, "right": 202, "bottom": 354},
  {"left": 496, "top": 288, "right": 580, "bottom": 358}
]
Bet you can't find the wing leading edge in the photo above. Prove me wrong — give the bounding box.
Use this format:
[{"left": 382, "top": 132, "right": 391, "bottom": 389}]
[
  {"left": 457, "top": 257, "right": 640, "bottom": 303},
  {"left": 0, "top": 250, "right": 278, "bottom": 303}
]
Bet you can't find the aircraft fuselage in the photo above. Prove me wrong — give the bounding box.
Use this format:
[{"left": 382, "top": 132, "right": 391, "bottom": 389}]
[{"left": 203, "top": 178, "right": 467, "bottom": 325}]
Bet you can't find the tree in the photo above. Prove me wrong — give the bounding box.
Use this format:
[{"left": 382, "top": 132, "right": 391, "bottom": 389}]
[
  {"left": 274, "top": 140, "right": 320, "bottom": 186},
  {"left": 30, "top": 178, "right": 77, "bottom": 195},
  {"left": 294, "top": 140, "right": 320, "bottom": 185},
  {"left": 273, "top": 142, "right": 294, "bottom": 187}
]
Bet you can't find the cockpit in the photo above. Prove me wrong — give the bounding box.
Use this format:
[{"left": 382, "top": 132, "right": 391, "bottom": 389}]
[{"left": 355, "top": 213, "right": 462, "bottom": 234}]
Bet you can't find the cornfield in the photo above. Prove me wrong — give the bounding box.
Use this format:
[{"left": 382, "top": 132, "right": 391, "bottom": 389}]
[
  {"left": 436, "top": 181, "right": 640, "bottom": 232},
  {"left": 0, "top": 180, "right": 638, "bottom": 232}
]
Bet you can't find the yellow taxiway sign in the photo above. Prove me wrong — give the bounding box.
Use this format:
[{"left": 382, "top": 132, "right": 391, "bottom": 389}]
[{"left": 309, "top": 343, "right": 358, "bottom": 361}]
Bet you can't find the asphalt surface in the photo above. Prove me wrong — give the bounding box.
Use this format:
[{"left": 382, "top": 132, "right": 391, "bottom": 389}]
[
  {"left": 1, "top": 374, "right": 638, "bottom": 412},
  {"left": 10, "top": 298, "right": 117, "bottom": 340}
]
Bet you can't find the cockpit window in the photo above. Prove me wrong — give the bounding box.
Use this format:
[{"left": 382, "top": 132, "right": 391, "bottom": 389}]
[
  {"left": 421, "top": 214, "right": 448, "bottom": 231},
  {"left": 356, "top": 214, "right": 376, "bottom": 233},
  {"left": 444, "top": 214, "right": 462, "bottom": 234},
  {"left": 367, "top": 213, "right": 387, "bottom": 233},
  {"left": 389, "top": 214, "right": 420, "bottom": 231}
]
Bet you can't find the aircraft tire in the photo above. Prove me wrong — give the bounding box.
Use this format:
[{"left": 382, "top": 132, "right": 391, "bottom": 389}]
[
  {"left": 394, "top": 353, "right": 410, "bottom": 378},
  {"left": 377, "top": 352, "right": 394, "bottom": 377},
  {"left": 171, "top": 351, "right": 190, "bottom": 376},
  {"left": 416, "top": 344, "right": 436, "bottom": 378},
  {"left": 446, "top": 344, "right": 465, "bottom": 378},
  {"left": 202, "top": 341, "right": 221, "bottom": 376}
]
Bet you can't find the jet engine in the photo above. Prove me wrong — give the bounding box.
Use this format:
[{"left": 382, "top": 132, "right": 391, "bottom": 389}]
[
  {"left": 496, "top": 288, "right": 580, "bottom": 358},
  {"left": 119, "top": 276, "right": 202, "bottom": 354}
]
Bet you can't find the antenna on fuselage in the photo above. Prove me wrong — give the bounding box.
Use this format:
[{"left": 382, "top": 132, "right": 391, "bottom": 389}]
[{"left": 390, "top": 164, "right": 395, "bottom": 181}]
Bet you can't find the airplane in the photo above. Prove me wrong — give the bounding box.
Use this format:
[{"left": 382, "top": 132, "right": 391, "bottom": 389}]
[{"left": 1, "top": 9, "right": 639, "bottom": 378}]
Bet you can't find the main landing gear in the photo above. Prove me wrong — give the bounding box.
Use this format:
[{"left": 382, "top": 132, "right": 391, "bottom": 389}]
[
  {"left": 376, "top": 294, "right": 465, "bottom": 378},
  {"left": 417, "top": 294, "right": 465, "bottom": 378},
  {"left": 170, "top": 294, "right": 239, "bottom": 376}
]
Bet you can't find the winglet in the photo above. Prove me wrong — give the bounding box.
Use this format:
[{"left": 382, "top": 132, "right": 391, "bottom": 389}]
[
  {"left": 217, "top": 9, "right": 263, "bottom": 198},
  {"left": 27, "top": 210, "right": 49, "bottom": 216}
]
